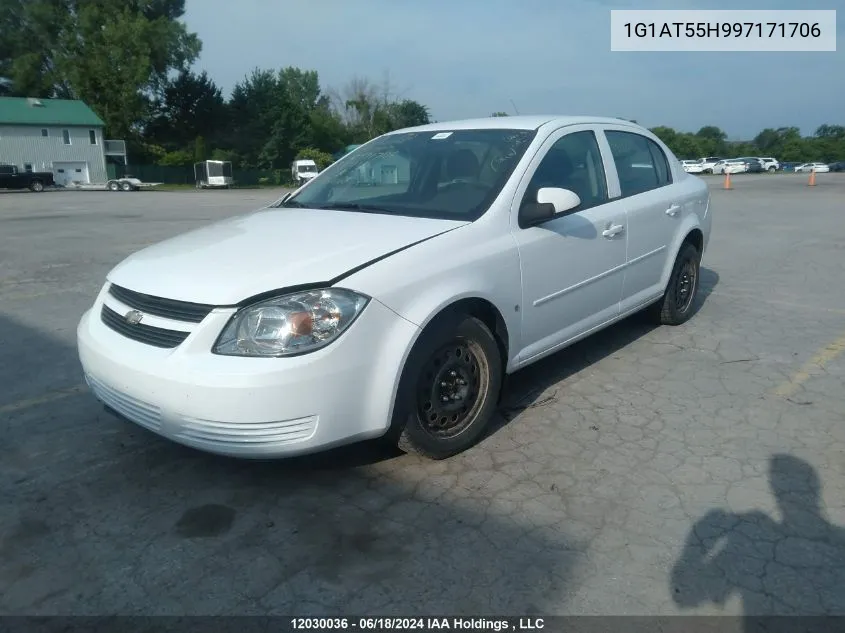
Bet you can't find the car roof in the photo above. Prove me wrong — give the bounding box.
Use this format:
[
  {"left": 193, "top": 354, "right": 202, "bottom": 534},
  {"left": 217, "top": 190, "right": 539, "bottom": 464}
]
[{"left": 387, "top": 115, "right": 645, "bottom": 133}]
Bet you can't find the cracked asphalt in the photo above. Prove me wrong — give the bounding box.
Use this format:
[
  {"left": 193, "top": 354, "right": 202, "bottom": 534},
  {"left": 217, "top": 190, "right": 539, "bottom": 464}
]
[{"left": 2, "top": 173, "right": 844, "bottom": 617}]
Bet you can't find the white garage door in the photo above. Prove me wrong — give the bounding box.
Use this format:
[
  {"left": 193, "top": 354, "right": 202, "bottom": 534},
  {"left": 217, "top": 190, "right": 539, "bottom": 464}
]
[{"left": 53, "top": 161, "right": 90, "bottom": 186}]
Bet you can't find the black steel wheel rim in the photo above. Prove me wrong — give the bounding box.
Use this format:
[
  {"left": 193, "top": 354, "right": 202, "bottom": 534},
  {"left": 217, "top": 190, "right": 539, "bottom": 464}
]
[
  {"left": 416, "top": 339, "right": 487, "bottom": 439},
  {"left": 675, "top": 259, "right": 697, "bottom": 313}
]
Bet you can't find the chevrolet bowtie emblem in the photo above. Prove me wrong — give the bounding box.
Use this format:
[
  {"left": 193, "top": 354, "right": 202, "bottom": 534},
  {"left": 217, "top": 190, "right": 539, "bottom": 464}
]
[{"left": 124, "top": 310, "right": 144, "bottom": 325}]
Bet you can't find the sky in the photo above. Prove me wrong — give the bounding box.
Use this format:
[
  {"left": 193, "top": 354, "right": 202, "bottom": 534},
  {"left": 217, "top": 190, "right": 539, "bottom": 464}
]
[{"left": 182, "top": 0, "right": 843, "bottom": 140}]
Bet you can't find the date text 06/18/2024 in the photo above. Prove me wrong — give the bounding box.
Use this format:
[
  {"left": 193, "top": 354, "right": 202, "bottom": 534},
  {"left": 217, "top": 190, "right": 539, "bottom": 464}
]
[{"left": 289, "top": 618, "right": 546, "bottom": 631}]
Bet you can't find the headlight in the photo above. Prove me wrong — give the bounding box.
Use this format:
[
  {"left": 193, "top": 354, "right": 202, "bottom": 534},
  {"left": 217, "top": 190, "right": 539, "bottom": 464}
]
[{"left": 213, "top": 288, "right": 369, "bottom": 357}]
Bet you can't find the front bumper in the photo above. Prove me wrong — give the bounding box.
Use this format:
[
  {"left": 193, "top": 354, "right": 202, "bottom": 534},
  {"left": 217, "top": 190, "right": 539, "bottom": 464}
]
[{"left": 77, "top": 287, "right": 419, "bottom": 458}]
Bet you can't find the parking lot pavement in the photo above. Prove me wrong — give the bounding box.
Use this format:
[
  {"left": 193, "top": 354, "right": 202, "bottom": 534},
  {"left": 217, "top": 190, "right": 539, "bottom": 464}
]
[{"left": 2, "top": 175, "right": 845, "bottom": 616}]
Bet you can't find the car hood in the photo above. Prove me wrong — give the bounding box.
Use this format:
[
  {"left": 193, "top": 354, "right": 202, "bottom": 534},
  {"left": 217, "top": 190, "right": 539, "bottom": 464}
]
[{"left": 107, "top": 207, "right": 468, "bottom": 305}]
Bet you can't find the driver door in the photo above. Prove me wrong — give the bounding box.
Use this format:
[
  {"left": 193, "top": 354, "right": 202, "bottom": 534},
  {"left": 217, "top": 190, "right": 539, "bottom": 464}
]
[{"left": 511, "top": 126, "right": 628, "bottom": 365}]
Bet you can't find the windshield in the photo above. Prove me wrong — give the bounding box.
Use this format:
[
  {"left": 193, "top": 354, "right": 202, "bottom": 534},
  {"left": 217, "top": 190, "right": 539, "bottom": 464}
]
[
  {"left": 277, "top": 128, "right": 537, "bottom": 220},
  {"left": 298, "top": 165, "right": 317, "bottom": 173}
]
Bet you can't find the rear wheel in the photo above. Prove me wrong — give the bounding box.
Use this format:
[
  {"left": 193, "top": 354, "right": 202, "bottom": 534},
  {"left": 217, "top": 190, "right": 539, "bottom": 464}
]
[
  {"left": 646, "top": 242, "right": 701, "bottom": 326},
  {"left": 108, "top": 181, "right": 119, "bottom": 191},
  {"left": 120, "top": 181, "right": 132, "bottom": 191},
  {"left": 393, "top": 314, "right": 503, "bottom": 459},
  {"left": 29, "top": 180, "right": 44, "bottom": 192}
]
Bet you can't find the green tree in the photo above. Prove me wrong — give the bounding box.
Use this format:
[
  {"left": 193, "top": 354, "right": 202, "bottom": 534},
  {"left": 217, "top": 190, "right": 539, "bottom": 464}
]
[
  {"left": 146, "top": 70, "right": 226, "bottom": 150},
  {"left": 0, "top": 0, "right": 200, "bottom": 137},
  {"left": 158, "top": 149, "right": 193, "bottom": 165},
  {"left": 295, "top": 148, "right": 335, "bottom": 171},
  {"left": 193, "top": 136, "right": 207, "bottom": 162}
]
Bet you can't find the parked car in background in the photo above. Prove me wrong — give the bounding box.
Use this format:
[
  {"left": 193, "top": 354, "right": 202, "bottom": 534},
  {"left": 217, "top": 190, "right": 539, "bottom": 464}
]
[
  {"left": 741, "top": 158, "right": 765, "bottom": 173},
  {"left": 686, "top": 157, "right": 722, "bottom": 174},
  {"left": 712, "top": 159, "right": 747, "bottom": 175},
  {"left": 826, "top": 160, "right": 845, "bottom": 172},
  {"left": 758, "top": 157, "right": 780, "bottom": 172},
  {"left": 0, "top": 163, "right": 55, "bottom": 192},
  {"left": 681, "top": 160, "right": 699, "bottom": 172},
  {"left": 794, "top": 163, "right": 830, "bottom": 173},
  {"left": 77, "top": 115, "right": 712, "bottom": 460}
]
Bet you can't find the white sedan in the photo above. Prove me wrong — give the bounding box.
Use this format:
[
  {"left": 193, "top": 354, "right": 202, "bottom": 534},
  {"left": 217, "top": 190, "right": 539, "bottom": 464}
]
[
  {"left": 794, "top": 163, "right": 830, "bottom": 173},
  {"left": 711, "top": 159, "right": 747, "bottom": 175},
  {"left": 77, "top": 116, "right": 712, "bottom": 460}
]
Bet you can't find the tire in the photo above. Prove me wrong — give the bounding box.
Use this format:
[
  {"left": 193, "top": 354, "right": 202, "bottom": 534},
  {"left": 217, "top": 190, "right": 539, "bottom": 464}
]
[
  {"left": 646, "top": 242, "right": 702, "bottom": 326},
  {"left": 392, "top": 313, "right": 503, "bottom": 459},
  {"left": 30, "top": 180, "right": 44, "bottom": 192},
  {"left": 120, "top": 181, "right": 132, "bottom": 191},
  {"left": 768, "top": 166, "right": 776, "bottom": 173},
  {"left": 108, "top": 181, "right": 119, "bottom": 191}
]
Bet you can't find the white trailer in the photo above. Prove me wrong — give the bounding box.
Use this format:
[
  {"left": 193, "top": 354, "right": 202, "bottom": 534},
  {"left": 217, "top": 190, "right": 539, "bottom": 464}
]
[{"left": 194, "top": 160, "right": 234, "bottom": 188}]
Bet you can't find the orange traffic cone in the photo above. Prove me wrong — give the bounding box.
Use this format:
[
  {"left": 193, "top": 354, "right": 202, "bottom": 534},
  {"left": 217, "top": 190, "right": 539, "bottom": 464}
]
[
  {"left": 723, "top": 171, "right": 732, "bottom": 190},
  {"left": 808, "top": 170, "right": 816, "bottom": 187}
]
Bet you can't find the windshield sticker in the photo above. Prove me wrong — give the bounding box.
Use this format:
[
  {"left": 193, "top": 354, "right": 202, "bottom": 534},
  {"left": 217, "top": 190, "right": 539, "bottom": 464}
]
[{"left": 431, "top": 132, "right": 452, "bottom": 140}]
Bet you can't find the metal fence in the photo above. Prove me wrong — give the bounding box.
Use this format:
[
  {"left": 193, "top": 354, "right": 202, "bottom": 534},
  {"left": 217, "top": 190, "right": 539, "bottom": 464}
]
[{"left": 112, "top": 164, "right": 288, "bottom": 186}]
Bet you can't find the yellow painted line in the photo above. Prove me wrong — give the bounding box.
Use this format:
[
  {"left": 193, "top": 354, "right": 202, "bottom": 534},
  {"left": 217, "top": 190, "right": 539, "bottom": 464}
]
[
  {"left": 772, "top": 333, "right": 845, "bottom": 398},
  {"left": 0, "top": 384, "right": 87, "bottom": 415}
]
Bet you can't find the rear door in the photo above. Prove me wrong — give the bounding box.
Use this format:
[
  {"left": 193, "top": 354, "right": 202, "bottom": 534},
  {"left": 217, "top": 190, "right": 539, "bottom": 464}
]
[{"left": 599, "top": 126, "right": 680, "bottom": 312}]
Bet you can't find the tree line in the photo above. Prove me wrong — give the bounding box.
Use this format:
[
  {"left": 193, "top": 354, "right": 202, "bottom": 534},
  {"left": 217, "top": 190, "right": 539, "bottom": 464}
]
[
  {"left": 0, "top": 0, "right": 431, "bottom": 171},
  {"left": 2, "top": 1, "right": 842, "bottom": 173}
]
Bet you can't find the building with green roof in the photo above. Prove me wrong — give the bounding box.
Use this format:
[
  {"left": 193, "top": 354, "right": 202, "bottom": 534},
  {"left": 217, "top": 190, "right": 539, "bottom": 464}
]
[{"left": 0, "top": 97, "right": 126, "bottom": 185}]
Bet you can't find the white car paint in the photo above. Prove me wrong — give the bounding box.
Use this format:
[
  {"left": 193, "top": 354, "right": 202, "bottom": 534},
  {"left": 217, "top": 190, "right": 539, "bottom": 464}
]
[
  {"left": 759, "top": 157, "right": 780, "bottom": 172},
  {"left": 685, "top": 157, "right": 722, "bottom": 174},
  {"left": 794, "top": 163, "right": 830, "bottom": 173},
  {"left": 712, "top": 159, "right": 747, "bottom": 175},
  {"left": 77, "top": 115, "right": 712, "bottom": 459}
]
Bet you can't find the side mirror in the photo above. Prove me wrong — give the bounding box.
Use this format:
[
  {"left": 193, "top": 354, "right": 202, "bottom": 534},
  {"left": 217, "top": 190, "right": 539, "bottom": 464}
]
[
  {"left": 537, "top": 187, "right": 581, "bottom": 213},
  {"left": 520, "top": 187, "right": 581, "bottom": 227}
]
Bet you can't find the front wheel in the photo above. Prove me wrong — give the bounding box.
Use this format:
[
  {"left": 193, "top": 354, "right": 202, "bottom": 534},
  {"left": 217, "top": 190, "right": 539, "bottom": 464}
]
[
  {"left": 646, "top": 242, "right": 701, "bottom": 326},
  {"left": 393, "top": 314, "right": 503, "bottom": 459},
  {"left": 768, "top": 166, "right": 776, "bottom": 173},
  {"left": 30, "top": 180, "right": 44, "bottom": 192}
]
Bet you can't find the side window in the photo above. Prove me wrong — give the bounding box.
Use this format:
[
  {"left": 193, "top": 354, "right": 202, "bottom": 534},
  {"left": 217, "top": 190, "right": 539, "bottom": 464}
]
[
  {"left": 520, "top": 130, "right": 608, "bottom": 216},
  {"left": 647, "top": 139, "right": 671, "bottom": 186},
  {"left": 605, "top": 130, "right": 672, "bottom": 197}
]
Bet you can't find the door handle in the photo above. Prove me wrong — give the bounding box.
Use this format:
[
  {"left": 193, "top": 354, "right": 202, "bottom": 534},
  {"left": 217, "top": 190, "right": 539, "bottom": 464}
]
[
  {"left": 602, "top": 223, "right": 624, "bottom": 238},
  {"left": 666, "top": 204, "right": 681, "bottom": 217}
]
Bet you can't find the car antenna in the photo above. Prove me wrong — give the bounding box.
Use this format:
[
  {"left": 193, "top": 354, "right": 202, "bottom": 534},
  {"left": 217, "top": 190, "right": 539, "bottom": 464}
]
[{"left": 510, "top": 99, "right": 520, "bottom": 115}]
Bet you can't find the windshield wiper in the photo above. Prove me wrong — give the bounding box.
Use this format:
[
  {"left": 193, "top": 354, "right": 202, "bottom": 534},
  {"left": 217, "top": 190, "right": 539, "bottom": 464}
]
[
  {"left": 315, "top": 202, "right": 397, "bottom": 214},
  {"left": 277, "top": 199, "right": 306, "bottom": 208}
]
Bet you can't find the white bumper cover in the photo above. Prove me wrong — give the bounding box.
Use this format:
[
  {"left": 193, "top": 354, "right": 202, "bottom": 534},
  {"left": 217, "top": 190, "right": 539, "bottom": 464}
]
[{"left": 77, "top": 288, "right": 419, "bottom": 458}]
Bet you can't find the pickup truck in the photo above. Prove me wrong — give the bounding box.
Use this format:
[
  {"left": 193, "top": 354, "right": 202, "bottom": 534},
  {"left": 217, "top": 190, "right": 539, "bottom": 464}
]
[{"left": 0, "top": 164, "right": 55, "bottom": 192}]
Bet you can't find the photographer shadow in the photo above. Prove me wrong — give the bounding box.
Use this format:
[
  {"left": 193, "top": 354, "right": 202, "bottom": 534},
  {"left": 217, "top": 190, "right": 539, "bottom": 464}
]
[{"left": 671, "top": 455, "right": 845, "bottom": 629}]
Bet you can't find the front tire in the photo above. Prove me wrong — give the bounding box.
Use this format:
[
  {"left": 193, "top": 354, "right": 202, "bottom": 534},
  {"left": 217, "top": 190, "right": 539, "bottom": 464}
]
[
  {"left": 393, "top": 314, "right": 503, "bottom": 459},
  {"left": 646, "top": 242, "right": 701, "bottom": 326},
  {"left": 30, "top": 180, "right": 44, "bottom": 192}
]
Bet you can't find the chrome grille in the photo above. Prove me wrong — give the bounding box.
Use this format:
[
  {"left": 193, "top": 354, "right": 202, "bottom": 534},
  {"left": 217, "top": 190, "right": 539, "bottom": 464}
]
[
  {"left": 108, "top": 284, "right": 214, "bottom": 323},
  {"left": 100, "top": 305, "right": 189, "bottom": 348}
]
